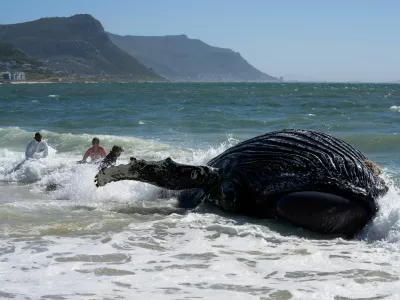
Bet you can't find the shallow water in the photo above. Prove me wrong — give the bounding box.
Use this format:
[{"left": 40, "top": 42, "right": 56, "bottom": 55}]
[{"left": 0, "top": 82, "right": 400, "bottom": 299}]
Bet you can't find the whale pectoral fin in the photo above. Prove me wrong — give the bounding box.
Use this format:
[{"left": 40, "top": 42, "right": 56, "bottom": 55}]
[
  {"left": 276, "top": 191, "right": 372, "bottom": 238},
  {"left": 94, "top": 157, "right": 221, "bottom": 191},
  {"left": 95, "top": 163, "right": 133, "bottom": 187}
]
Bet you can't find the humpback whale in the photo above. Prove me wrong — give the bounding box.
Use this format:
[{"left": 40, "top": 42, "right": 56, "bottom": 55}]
[{"left": 94, "top": 129, "right": 388, "bottom": 237}]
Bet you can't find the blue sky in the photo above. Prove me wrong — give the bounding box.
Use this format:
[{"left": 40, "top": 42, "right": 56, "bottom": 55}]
[{"left": 1, "top": 0, "right": 399, "bottom": 82}]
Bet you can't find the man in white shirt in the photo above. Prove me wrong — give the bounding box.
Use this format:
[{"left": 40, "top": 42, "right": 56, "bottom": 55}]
[{"left": 25, "top": 132, "right": 49, "bottom": 159}]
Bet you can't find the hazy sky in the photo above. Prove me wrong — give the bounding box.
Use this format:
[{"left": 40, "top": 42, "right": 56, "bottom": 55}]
[{"left": 1, "top": 0, "right": 399, "bottom": 82}]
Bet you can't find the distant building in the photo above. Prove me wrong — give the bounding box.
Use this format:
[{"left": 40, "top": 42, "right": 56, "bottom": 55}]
[
  {"left": 11, "top": 72, "right": 26, "bottom": 80},
  {"left": 1, "top": 71, "right": 26, "bottom": 81},
  {"left": 1, "top": 72, "right": 11, "bottom": 80}
]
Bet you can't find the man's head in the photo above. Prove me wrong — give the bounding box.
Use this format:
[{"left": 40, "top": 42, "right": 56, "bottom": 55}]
[
  {"left": 34, "top": 132, "right": 42, "bottom": 142},
  {"left": 111, "top": 145, "right": 124, "bottom": 157},
  {"left": 92, "top": 137, "right": 100, "bottom": 148}
]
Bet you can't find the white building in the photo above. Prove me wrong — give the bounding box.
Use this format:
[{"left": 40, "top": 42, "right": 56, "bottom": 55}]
[
  {"left": 11, "top": 72, "right": 26, "bottom": 80},
  {"left": 1, "top": 71, "right": 26, "bottom": 81}
]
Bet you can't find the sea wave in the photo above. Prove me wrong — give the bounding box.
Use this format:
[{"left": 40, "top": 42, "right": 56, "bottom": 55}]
[
  {"left": 0, "top": 127, "right": 399, "bottom": 243},
  {"left": 390, "top": 105, "right": 400, "bottom": 112}
]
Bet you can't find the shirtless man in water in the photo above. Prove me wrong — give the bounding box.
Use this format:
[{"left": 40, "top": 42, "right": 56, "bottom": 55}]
[{"left": 81, "top": 137, "right": 107, "bottom": 163}]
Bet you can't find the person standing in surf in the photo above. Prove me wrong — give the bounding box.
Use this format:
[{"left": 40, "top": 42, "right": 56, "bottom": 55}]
[
  {"left": 25, "top": 132, "right": 49, "bottom": 159},
  {"left": 99, "top": 145, "right": 123, "bottom": 169},
  {"left": 81, "top": 137, "right": 107, "bottom": 163}
]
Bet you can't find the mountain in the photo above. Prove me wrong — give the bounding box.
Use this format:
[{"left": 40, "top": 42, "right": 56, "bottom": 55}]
[
  {"left": 0, "top": 15, "right": 164, "bottom": 81},
  {"left": 0, "top": 43, "right": 56, "bottom": 80},
  {"left": 0, "top": 43, "right": 41, "bottom": 67},
  {"left": 107, "top": 33, "right": 278, "bottom": 82}
]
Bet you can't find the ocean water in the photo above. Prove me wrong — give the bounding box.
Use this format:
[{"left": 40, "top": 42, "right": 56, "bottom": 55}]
[{"left": 0, "top": 82, "right": 400, "bottom": 300}]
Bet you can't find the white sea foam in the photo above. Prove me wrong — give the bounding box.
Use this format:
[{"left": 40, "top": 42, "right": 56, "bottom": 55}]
[{"left": 390, "top": 105, "right": 400, "bottom": 112}]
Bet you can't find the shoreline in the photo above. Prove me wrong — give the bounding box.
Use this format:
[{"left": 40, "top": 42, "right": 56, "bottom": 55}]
[
  {"left": 0, "top": 77, "right": 168, "bottom": 84},
  {"left": 1, "top": 79, "right": 398, "bottom": 85}
]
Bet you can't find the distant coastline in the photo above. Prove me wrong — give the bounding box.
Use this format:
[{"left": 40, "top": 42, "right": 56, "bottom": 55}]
[
  {"left": 0, "top": 76, "right": 168, "bottom": 84},
  {"left": 2, "top": 79, "right": 400, "bottom": 85}
]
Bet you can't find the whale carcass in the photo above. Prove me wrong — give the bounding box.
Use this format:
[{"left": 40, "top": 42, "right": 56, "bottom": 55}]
[{"left": 95, "top": 129, "right": 388, "bottom": 237}]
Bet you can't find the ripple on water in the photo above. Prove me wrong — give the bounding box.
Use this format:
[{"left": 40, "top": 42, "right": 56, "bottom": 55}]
[
  {"left": 283, "top": 269, "right": 398, "bottom": 284},
  {"left": 180, "top": 282, "right": 272, "bottom": 296},
  {"left": 54, "top": 253, "right": 131, "bottom": 263},
  {"left": 75, "top": 267, "right": 135, "bottom": 276}
]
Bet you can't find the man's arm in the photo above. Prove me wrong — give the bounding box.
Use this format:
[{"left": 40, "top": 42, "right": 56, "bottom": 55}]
[
  {"left": 25, "top": 141, "right": 35, "bottom": 159},
  {"left": 82, "top": 148, "right": 92, "bottom": 161},
  {"left": 41, "top": 141, "right": 49, "bottom": 158}
]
